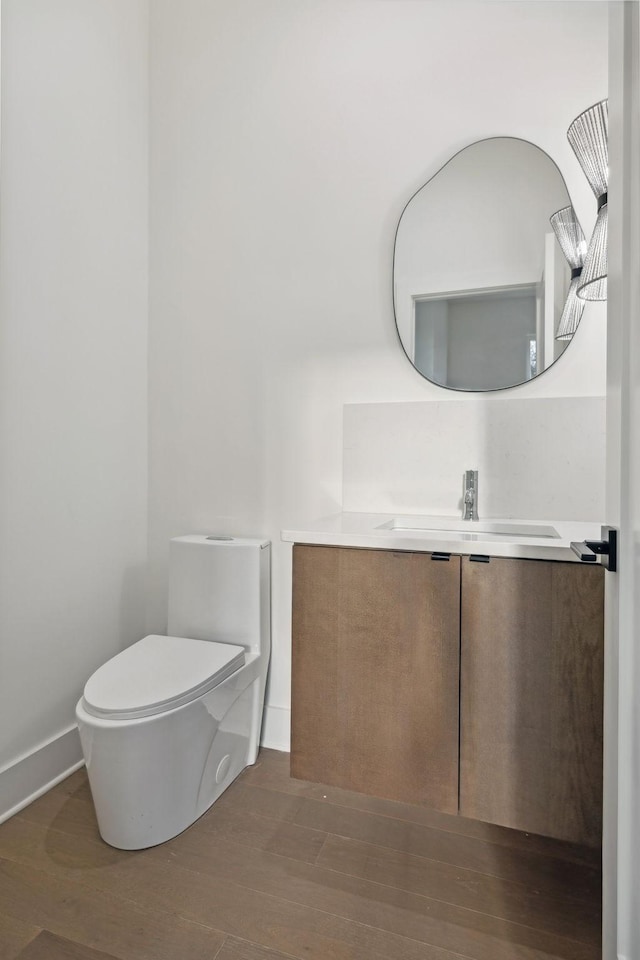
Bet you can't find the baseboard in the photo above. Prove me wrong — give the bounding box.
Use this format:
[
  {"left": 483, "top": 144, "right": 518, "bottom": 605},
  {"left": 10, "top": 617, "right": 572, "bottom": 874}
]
[
  {"left": 0, "top": 725, "right": 84, "bottom": 824},
  {"left": 260, "top": 704, "right": 290, "bottom": 753}
]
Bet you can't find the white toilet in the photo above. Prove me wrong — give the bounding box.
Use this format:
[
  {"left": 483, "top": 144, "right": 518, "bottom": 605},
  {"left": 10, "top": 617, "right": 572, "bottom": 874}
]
[{"left": 76, "top": 535, "right": 270, "bottom": 850}]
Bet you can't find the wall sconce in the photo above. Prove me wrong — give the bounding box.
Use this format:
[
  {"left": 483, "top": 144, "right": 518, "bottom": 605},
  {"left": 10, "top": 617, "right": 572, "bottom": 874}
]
[
  {"left": 567, "top": 99, "right": 608, "bottom": 301},
  {"left": 550, "top": 205, "right": 587, "bottom": 339}
]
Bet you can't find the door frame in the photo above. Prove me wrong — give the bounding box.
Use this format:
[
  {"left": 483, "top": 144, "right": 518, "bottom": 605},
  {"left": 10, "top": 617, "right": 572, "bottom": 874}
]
[{"left": 604, "top": 4, "right": 640, "bottom": 957}]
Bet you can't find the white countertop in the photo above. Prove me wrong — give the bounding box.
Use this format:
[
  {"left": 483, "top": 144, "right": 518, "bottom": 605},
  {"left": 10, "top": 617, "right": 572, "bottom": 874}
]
[{"left": 281, "top": 512, "right": 605, "bottom": 563}]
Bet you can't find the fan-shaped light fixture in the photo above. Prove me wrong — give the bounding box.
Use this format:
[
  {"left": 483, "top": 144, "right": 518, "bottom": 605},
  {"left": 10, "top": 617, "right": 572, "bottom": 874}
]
[
  {"left": 567, "top": 99, "right": 608, "bottom": 301},
  {"left": 550, "top": 205, "right": 587, "bottom": 340}
]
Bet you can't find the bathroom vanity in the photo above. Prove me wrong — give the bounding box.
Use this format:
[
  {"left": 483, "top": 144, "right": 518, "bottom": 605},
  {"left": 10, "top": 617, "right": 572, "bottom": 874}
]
[{"left": 284, "top": 515, "right": 604, "bottom": 847}]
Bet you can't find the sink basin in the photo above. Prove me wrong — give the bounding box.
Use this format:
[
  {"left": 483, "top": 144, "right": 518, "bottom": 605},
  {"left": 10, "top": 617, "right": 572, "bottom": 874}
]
[{"left": 376, "top": 517, "right": 560, "bottom": 539}]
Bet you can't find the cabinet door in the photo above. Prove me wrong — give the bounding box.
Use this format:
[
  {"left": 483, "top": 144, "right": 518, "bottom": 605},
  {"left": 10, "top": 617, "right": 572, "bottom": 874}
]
[
  {"left": 460, "top": 556, "right": 604, "bottom": 845},
  {"left": 291, "top": 545, "right": 460, "bottom": 812}
]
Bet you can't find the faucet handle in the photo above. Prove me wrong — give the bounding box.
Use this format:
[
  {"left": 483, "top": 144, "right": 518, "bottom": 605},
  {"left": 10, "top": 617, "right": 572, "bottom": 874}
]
[{"left": 465, "top": 468, "right": 477, "bottom": 484}]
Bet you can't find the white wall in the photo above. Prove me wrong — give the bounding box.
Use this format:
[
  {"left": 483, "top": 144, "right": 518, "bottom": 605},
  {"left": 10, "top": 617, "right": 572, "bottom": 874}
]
[
  {"left": 0, "top": 0, "right": 149, "bottom": 815},
  {"left": 148, "top": 0, "right": 608, "bottom": 750}
]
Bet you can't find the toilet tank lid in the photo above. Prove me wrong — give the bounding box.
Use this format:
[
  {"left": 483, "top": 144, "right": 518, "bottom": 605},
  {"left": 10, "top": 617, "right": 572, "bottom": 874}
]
[
  {"left": 82, "top": 635, "right": 246, "bottom": 720},
  {"left": 172, "top": 535, "right": 270, "bottom": 548}
]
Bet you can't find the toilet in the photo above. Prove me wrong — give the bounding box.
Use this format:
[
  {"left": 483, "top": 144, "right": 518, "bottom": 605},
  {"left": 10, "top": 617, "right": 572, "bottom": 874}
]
[{"left": 76, "top": 535, "right": 270, "bottom": 850}]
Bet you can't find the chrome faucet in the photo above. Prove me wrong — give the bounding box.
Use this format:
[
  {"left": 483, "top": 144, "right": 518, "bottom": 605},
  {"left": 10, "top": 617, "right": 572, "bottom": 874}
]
[{"left": 463, "top": 469, "right": 479, "bottom": 521}]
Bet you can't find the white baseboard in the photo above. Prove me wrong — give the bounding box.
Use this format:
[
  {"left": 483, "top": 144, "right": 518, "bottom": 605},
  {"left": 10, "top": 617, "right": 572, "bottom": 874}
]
[
  {"left": 260, "top": 704, "right": 290, "bottom": 753},
  {"left": 0, "top": 725, "right": 84, "bottom": 824}
]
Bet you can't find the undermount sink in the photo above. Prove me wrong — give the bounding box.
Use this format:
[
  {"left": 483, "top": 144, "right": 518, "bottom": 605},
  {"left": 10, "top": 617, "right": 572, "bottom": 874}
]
[{"left": 376, "top": 517, "right": 561, "bottom": 539}]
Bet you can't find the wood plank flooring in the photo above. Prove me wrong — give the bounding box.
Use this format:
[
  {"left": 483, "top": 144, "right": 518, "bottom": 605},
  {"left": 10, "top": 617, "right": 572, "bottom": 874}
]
[{"left": 0, "top": 748, "right": 601, "bottom": 960}]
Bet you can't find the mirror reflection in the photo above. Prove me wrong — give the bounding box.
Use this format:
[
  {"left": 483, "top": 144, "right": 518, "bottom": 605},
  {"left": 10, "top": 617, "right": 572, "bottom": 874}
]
[{"left": 393, "top": 138, "right": 576, "bottom": 391}]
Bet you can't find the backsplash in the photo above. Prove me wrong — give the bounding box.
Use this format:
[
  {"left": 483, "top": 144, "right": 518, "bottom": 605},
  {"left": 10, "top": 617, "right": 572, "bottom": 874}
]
[{"left": 343, "top": 398, "right": 605, "bottom": 522}]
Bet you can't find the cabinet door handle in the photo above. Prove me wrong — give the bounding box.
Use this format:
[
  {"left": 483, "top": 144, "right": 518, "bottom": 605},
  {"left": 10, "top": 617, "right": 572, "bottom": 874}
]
[
  {"left": 431, "top": 552, "right": 451, "bottom": 561},
  {"left": 469, "top": 554, "right": 490, "bottom": 563},
  {"left": 570, "top": 525, "right": 617, "bottom": 572}
]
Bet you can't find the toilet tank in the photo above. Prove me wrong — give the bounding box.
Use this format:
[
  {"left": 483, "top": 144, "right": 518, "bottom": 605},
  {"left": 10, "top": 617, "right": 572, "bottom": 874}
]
[{"left": 167, "top": 536, "right": 270, "bottom": 655}]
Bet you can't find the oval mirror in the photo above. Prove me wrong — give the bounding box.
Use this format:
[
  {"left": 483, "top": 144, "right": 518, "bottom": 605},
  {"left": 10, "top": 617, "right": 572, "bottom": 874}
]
[{"left": 393, "top": 138, "right": 580, "bottom": 391}]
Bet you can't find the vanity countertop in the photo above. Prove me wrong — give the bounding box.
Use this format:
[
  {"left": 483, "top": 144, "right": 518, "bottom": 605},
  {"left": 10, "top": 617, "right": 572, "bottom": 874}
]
[{"left": 281, "top": 512, "right": 605, "bottom": 563}]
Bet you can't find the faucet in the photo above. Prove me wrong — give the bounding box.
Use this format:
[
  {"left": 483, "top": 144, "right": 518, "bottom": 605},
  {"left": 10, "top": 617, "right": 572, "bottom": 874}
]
[{"left": 463, "top": 469, "right": 479, "bottom": 521}]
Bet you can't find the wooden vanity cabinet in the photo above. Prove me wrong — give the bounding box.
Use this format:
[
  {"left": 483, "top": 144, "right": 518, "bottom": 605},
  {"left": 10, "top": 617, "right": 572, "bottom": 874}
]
[
  {"left": 459, "top": 556, "right": 604, "bottom": 846},
  {"left": 291, "top": 544, "right": 461, "bottom": 813},
  {"left": 291, "top": 544, "right": 604, "bottom": 845}
]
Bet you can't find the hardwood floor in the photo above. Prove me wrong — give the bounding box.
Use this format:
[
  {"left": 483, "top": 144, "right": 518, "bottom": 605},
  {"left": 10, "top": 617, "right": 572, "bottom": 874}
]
[{"left": 0, "top": 749, "right": 601, "bottom": 960}]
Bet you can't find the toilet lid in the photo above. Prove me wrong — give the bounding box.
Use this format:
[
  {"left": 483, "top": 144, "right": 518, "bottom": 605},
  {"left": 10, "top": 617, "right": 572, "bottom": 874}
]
[{"left": 82, "top": 634, "right": 246, "bottom": 720}]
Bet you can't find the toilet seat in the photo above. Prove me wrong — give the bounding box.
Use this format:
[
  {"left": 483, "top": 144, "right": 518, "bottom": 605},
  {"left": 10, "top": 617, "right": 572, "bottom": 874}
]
[{"left": 82, "top": 634, "right": 246, "bottom": 721}]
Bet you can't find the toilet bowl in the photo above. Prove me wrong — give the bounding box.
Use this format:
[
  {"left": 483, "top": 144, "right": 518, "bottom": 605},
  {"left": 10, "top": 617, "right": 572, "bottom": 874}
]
[{"left": 76, "top": 536, "right": 270, "bottom": 850}]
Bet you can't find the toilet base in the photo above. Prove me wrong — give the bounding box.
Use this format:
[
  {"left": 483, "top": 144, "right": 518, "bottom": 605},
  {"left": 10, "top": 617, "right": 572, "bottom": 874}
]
[{"left": 77, "top": 663, "right": 264, "bottom": 849}]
